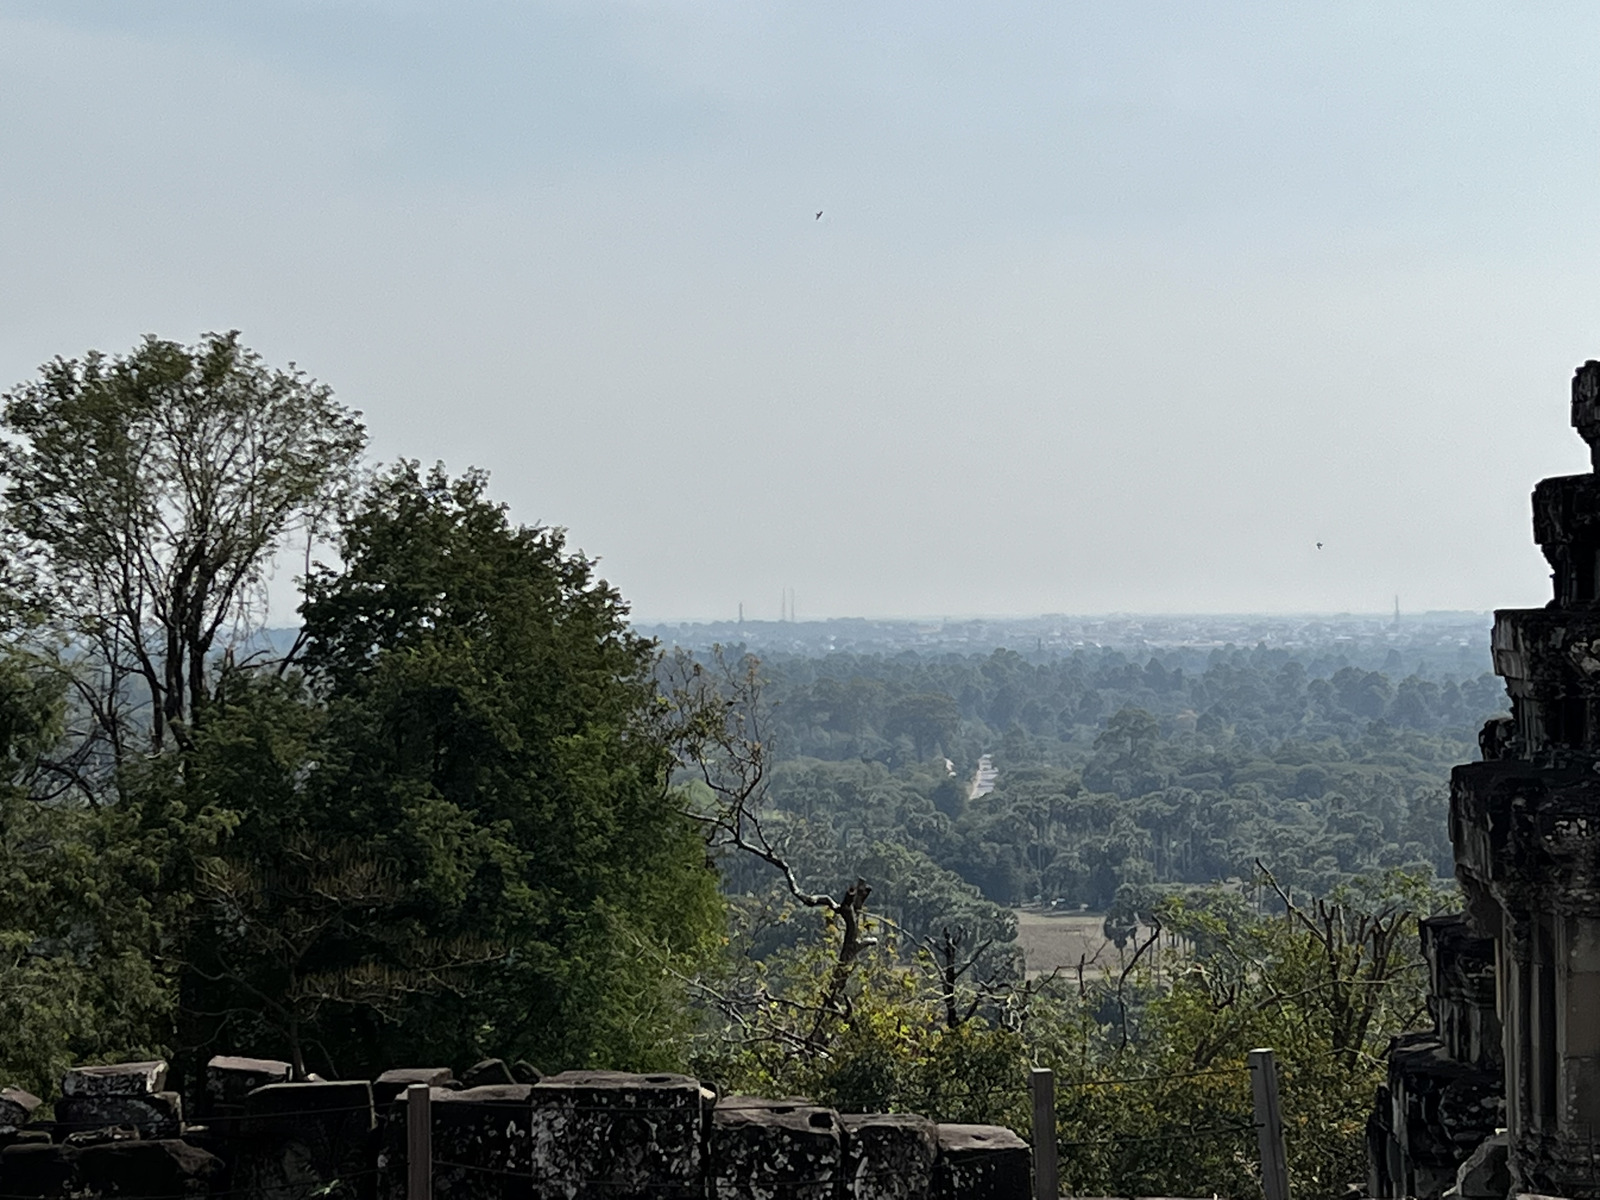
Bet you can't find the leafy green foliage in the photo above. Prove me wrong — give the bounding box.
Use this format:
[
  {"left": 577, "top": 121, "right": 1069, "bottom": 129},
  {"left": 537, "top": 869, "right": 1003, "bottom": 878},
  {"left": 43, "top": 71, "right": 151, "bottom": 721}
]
[
  {"left": 0, "top": 653, "right": 207, "bottom": 1099},
  {"left": 0, "top": 331, "right": 364, "bottom": 763},
  {"left": 736, "top": 646, "right": 1498, "bottom": 925},
  {"left": 1027, "top": 874, "right": 1443, "bottom": 1200},
  {"left": 178, "top": 463, "right": 722, "bottom": 1078}
]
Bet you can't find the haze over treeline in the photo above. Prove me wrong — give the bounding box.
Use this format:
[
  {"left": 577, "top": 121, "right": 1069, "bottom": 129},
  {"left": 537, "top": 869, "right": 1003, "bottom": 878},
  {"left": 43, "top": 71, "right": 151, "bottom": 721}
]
[{"left": 3, "top": 2, "right": 1597, "bottom": 619}]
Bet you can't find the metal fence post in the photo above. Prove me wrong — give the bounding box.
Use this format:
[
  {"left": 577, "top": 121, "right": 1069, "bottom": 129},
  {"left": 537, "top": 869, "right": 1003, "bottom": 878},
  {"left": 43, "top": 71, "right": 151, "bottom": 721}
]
[
  {"left": 1031, "top": 1067, "right": 1058, "bottom": 1200},
  {"left": 406, "top": 1082, "right": 432, "bottom": 1200},
  {"left": 1249, "top": 1048, "right": 1290, "bottom": 1200}
]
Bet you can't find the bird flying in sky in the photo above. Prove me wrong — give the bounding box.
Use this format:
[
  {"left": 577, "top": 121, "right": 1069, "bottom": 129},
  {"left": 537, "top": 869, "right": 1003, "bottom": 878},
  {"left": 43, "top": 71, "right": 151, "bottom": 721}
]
[{"left": 815, "top": 211, "right": 823, "bottom": 220}]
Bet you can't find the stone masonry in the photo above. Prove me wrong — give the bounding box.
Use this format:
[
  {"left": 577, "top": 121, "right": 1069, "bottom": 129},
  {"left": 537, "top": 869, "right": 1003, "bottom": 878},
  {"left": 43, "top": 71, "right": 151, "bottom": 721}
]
[
  {"left": 1365, "top": 914, "right": 1503, "bottom": 1199},
  {"left": 0, "top": 1056, "right": 1031, "bottom": 1200},
  {"left": 1448, "top": 358, "right": 1600, "bottom": 1197}
]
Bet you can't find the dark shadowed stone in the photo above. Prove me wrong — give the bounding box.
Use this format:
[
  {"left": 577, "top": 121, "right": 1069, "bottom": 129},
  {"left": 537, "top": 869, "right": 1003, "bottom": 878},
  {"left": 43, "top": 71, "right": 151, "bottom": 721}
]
[
  {"left": 1384, "top": 1033, "right": 1503, "bottom": 1200},
  {"left": 0, "top": 1143, "right": 80, "bottom": 1197},
  {"left": 932, "top": 1124, "right": 1029, "bottom": 1200},
  {"left": 512, "top": 1062, "right": 542, "bottom": 1085},
  {"left": 206, "top": 1056, "right": 292, "bottom": 1115},
  {"left": 378, "top": 1084, "right": 538, "bottom": 1200},
  {"left": 1455, "top": 1132, "right": 1510, "bottom": 1200},
  {"left": 842, "top": 1113, "right": 937, "bottom": 1200},
  {"left": 56, "top": 1092, "right": 183, "bottom": 1140},
  {"left": 373, "top": 1068, "right": 453, "bottom": 1109},
  {"left": 710, "top": 1095, "right": 841, "bottom": 1200},
  {"left": 529, "top": 1070, "right": 711, "bottom": 1199},
  {"left": 0, "top": 1138, "right": 221, "bottom": 1198},
  {"left": 461, "top": 1059, "right": 517, "bottom": 1088},
  {"left": 235, "top": 1080, "right": 375, "bottom": 1200},
  {"left": 76, "top": 1139, "right": 224, "bottom": 1197},
  {"left": 429, "top": 1084, "right": 536, "bottom": 1200},
  {"left": 0, "top": 1089, "right": 40, "bottom": 1132},
  {"left": 63, "top": 1062, "right": 168, "bottom": 1099}
]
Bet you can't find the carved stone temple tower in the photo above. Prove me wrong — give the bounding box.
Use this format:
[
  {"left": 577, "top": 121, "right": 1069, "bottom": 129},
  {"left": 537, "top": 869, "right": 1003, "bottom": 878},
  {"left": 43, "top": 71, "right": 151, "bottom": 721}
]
[{"left": 1452, "top": 359, "right": 1600, "bottom": 1198}]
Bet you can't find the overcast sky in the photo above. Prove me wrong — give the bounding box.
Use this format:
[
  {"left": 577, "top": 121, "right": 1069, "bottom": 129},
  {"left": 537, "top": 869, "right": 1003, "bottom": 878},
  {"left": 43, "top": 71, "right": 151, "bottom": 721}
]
[{"left": 1, "top": 2, "right": 1596, "bottom": 621}]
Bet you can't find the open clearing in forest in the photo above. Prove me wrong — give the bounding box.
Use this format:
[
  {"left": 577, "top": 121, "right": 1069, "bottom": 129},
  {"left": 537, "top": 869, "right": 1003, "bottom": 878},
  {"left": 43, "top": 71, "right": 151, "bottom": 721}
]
[{"left": 1012, "top": 909, "right": 1126, "bottom": 979}]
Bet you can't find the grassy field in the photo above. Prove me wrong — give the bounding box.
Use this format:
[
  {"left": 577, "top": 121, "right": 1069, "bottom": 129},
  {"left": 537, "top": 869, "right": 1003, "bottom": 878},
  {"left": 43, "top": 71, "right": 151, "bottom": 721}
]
[{"left": 1013, "top": 909, "right": 1128, "bottom": 979}]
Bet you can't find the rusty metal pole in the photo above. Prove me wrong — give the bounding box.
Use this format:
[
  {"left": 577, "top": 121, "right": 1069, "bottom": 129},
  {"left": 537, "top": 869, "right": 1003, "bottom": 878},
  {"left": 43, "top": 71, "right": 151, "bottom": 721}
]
[
  {"left": 406, "top": 1082, "right": 432, "bottom": 1200},
  {"left": 1031, "top": 1067, "right": 1058, "bottom": 1200}
]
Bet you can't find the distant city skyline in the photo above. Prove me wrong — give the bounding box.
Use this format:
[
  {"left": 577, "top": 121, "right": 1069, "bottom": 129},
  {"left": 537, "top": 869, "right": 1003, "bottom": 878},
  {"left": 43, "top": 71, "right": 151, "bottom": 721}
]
[{"left": 2, "top": 2, "right": 1594, "bottom": 619}]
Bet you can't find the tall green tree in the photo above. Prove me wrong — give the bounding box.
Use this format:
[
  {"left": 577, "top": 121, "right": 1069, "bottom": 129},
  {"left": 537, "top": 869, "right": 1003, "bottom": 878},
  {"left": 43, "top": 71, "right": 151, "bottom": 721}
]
[
  {"left": 0, "top": 333, "right": 363, "bottom": 1089},
  {"left": 182, "top": 463, "right": 721, "bottom": 1076},
  {"left": 0, "top": 331, "right": 365, "bottom": 771}
]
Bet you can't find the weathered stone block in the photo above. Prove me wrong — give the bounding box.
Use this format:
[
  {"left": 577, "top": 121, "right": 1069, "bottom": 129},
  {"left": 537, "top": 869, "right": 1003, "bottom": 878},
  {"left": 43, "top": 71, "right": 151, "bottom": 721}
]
[
  {"left": 63, "top": 1061, "right": 168, "bottom": 1099},
  {"left": 529, "top": 1070, "right": 710, "bottom": 1199},
  {"left": 0, "top": 1143, "right": 77, "bottom": 1197},
  {"left": 0, "top": 1089, "right": 40, "bottom": 1133},
  {"left": 235, "top": 1080, "right": 375, "bottom": 1200},
  {"left": 1455, "top": 1132, "right": 1510, "bottom": 1200},
  {"left": 55, "top": 1091, "right": 183, "bottom": 1140},
  {"left": 79, "top": 1139, "right": 223, "bottom": 1197},
  {"left": 207, "top": 1056, "right": 292, "bottom": 1114},
  {"left": 1420, "top": 913, "right": 1502, "bottom": 1072},
  {"left": 461, "top": 1059, "right": 516, "bottom": 1088},
  {"left": 0, "top": 1139, "right": 221, "bottom": 1198},
  {"left": 932, "top": 1124, "right": 1029, "bottom": 1200},
  {"left": 1385, "top": 1033, "right": 1504, "bottom": 1200},
  {"left": 373, "top": 1068, "right": 453, "bottom": 1109},
  {"left": 429, "top": 1084, "right": 536, "bottom": 1200},
  {"left": 842, "top": 1112, "right": 937, "bottom": 1200},
  {"left": 711, "top": 1096, "right": 841, "bottom": 1200}
]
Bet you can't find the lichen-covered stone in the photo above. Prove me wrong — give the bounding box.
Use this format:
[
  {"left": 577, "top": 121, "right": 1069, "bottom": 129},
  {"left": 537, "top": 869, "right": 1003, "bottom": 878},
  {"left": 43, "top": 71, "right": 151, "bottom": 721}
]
[
  {"left": 428, "top": 1084, "right": 536, "bottom": 1200},
  {"left": 529, "top": 1070, "right": 710, "bottom": 1199},
  {"left": 0, "top": 1089, "right": 40, "bottom": 1133},
  {"left": 206, "top": 1056, "right": 292, "bottom": 1115},
  {"left": 55, "top": 1091, "right": 183, "bottom": 1140},
  {"left": 841, "top": 1112, "right": 937, "bottom": 1200},
  {"left": 932, "top": 1124, "right": 1029, "bottom": 1200},
  {"left": 63, "top": 1061, "right": 168, "bottom": 1099},
  {"left": 710, "top": 1096, "right": 841, "bottom": 1200},
  {"left": 234, "top": 1080, "right": 375, "bottom": 1200}
]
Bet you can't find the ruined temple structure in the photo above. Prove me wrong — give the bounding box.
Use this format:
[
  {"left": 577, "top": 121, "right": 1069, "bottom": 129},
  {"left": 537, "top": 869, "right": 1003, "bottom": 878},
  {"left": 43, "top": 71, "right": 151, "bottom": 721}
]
[
  {"left": 0, "top": 1055, "right": 1032, "bottom": 1199},
  {"left": 1447, "top": 358, "right": 1600, "bottom": 1198},
  {"left": 1365, "top": 914, "right": 1504, "bottom": 1199}
]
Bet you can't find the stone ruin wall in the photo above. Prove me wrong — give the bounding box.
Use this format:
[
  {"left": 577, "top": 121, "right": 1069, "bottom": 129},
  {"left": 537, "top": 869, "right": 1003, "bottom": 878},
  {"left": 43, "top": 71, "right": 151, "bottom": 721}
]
[
  {"left": 1367, "top": 357, "right": 1600, "bottom": 1200},
  {"left": 0, "top": 1055, "right": 1031, "bottom": 1199}
]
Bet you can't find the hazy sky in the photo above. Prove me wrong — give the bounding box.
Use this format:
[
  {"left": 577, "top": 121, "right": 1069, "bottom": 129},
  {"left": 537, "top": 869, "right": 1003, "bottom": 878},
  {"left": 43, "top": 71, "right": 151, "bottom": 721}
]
[{"left": 2, "top": 2, "right": 1597, "bottom": 620}]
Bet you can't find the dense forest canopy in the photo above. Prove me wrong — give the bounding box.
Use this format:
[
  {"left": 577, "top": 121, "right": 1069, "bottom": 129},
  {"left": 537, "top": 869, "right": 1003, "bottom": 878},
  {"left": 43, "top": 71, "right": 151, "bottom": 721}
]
[{"left": 691, "top": 630, "right": 1501, "bottom": 932}]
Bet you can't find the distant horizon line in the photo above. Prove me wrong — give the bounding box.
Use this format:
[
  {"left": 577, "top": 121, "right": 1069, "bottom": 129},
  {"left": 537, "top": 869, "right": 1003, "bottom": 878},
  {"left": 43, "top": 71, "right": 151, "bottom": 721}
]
[{"left": 628, "top": 609, "right": 1496, "bottom": 625}]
